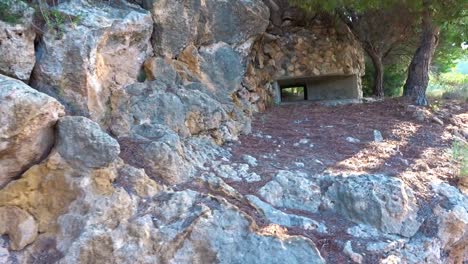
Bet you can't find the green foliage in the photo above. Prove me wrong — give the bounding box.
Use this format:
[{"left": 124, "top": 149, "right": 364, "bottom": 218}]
[
  {"left": 32, "top": 1, "right": 81, "bottom": 36},
  {"left": 291, "top": 0, "right": 468, "bottom": 99},
  {"left": 432, "top": 14, "right": 468, "bottom": 74},
  {"left": 0, "top": 0, "right": 81, "bottom": 34},
  {"left": 427, "top": 71, "right": 468, "bottom": 101},
  {"left": 452, "top": 140, "right": 468, "bottom": 178},
  {"left": 0, "top": 0, "right": 26, "bottom": 24},
  {"left": 362, "top": 58, "right": 407, "bottom": 97},
  {"left": 40, "top": 7, "right": 76, "bottom": 31},
  {"left": 289, "top": 0, "right": 410, "bottom": 13}
]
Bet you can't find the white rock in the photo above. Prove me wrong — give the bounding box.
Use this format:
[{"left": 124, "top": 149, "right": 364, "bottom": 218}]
[
  {"left": 346, "top": 137, "right": 361, "bottom": 143},
  {"left": 242, "top": 155, "right": 258, "bottom": 167},
  {"left": 373, "top": 130, "right": 384, "bottom": 142}
]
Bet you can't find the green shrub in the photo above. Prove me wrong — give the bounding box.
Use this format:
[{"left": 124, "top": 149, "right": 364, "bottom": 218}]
[
  {"left": 452, "top": 140, "right": 468, "bottom": 178},
  {"left": 362, "top": 57, "right": 407, "bottom": 97},
  {"left": 428, "top": 72, "right": 468, "bottom": 101},
  {"left": 0, "top": 0, "right": 26, "bottom": 24}
]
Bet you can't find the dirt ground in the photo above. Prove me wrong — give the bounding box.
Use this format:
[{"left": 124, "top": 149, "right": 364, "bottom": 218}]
[
  {"left": 229, "top": 98, "right": 467, "bottom": 194},
  {"left": 213, "top": 98, "right": 468, "bottom": 263}
]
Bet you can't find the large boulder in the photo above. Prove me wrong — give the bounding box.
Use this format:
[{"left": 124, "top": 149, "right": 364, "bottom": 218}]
[
  {"left": 0, "top": 74, "right": 65, "bottom": 188},
  {"left": 111, "top": 57, "right": 244, "bottom": 142},
  {"left": 144, "top": 0, "right": 270, "bottom": 57},
  {"left": 0, "top": 0, "right": 36, "bottom": 81},
  {"left": 57, "top": 189, "right": 325, "bottom": 264},
  {"left": 431, "top": 183, "right": 468, "bottom": 263},
  {"left": 56, "top": 116, "right": 120, "bottom": 169},
  {"left": 118, "top": 124, "right": 193, "bottom": 184},
  {"left": 31, "top": 0, "right": 153, "bottom": 124},
  {"left": 259, "top": 170, "right": 323, "bottom": 213},
  {"left": 326, "top": 175, "right": 420, "bottom": 237}
]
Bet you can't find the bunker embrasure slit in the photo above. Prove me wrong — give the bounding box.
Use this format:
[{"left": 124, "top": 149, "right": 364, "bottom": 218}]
[{"left": 275, "top": 75, "right": 361, "bottom": 103}]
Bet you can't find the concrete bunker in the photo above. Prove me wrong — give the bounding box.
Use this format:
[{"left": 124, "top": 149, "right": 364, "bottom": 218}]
[{"left": 274, "top": 74, "right": 360, "bottom": 103}]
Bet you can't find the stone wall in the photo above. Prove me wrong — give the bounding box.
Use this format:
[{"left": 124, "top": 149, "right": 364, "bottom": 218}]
[{"left": 243, "top": 11, "right": 365, "bottom": 107}]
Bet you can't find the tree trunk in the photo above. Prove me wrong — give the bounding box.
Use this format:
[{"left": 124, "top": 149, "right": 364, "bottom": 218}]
[
  {"left": 403, "top": 3, "right": 440, "bottom": 105},
  {"left": 368, "top": 51, "right": 385, "bottom": 97}
]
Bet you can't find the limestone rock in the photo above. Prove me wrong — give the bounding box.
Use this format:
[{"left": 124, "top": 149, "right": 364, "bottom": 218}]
[
  {"left": 213, "top": 163, "right": 261, "bottom": 182},
  {"left": 0, "top": 206, "right": 38, "bottom": 250},
  {"left": 170, "top": 200, "right": 325, "bottom": 264},
  {"left": 31, "top": 0, "right": 153, "bottom": 124},
  {"left": 198, "top": 42, "right": 245, "bottom": 103},
  {"left": 343, "top": 241, "right": 363, "bottom": 264},
  {"left": 326, "top": 174, "right": 420, "bottom": 237},
  {"left": 56, "top": 116, "right": 120, "bottom": 169},
  {"left": 0, "top": 1, "right": 36, "bottom": 81},
  {"left": 57, "top": 189, "right": 325, "bottom": 264},
  {"left": 118, "top": 124, "right": 193, "bottom": 184},
  {"left": 247, "top": 195, "right": 327, "bottom": 232},
  {"left": 373, "top": 130, "right": 384, "bottom": 142},
  {"left": 0, "top": 153, "right": 81, "bottom": 233},
  {"left": 432, "top": 183, "right": 468, "bottom": 263},
  {"left": 259, "top": 171, "right": 322, "bottom": 213},
  {"left": 346, "top": 136, "right": 361, "bottom": 144},
  {"left": 0, "top": 74, "right": 65, "bottom": 188},
  {"left": 145, "top": 0, "right": 269, "bottom": 57},
  {"left": 242, "top": 155, "right": 258, "bottom": 167}
]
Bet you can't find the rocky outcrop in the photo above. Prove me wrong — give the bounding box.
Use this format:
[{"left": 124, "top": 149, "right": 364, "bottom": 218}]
[
  {"left": 1, "top": 0, "right": 466, "bottom": 263},
  {"left": 258, "top": 172, "right": 420, "bottom": 237},
  {"left": 54, "top": 187, "right": 325, "bottom": 264},
  {"left": 0, "top": 74, "right": 65, "bottom": 188},
  {"left": 259, "top": 170, "right": 323, "bottom": 213},
  {"left": 0, "top": 1, "right": 36, "bottom": 81},
  {"left": 432, "top": 183, "right": 468, "bottom": 262},
  {"left": 144, "top": 0, "right": 270, "bottom": 58},
  {"left": 325, "top": 175, "right": 420, "bottom": 237},
  {"left": 56, "top": 116, "right": 120, "bottom": 169},
  {"left": 31, "top": 0, "right": 153, "bottom": 124}
]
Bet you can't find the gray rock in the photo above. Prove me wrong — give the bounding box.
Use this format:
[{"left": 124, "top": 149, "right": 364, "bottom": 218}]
[
  {"left": 174, "top": 202, "right": 325, "bottom": 264},
  {"left": 242, "top": 155, "right": 258, "bottom": 167},
  {"left": 56, "top": 187, "right": 325, "bottom": 264},
  {"left": 247, "top": 195, "right": 327, "bottom": 233},
  {"left": 326, "top": 174, "right": 420, "bottom": 237},
  {"left": 56, "top": 116, "right": 120, "bottom": 169},
  {"left": 0, "top": 74, "right": 65, "bottom": 188},
  {"left": 373, "top": 130, "right": 384, "bottom": 142},
  {"left": 213, "top": 163, "right": 261, "bottom": 183},
  {"left": 346, "top": 137, "right": 361, "bottom": 143},
  {"left": 198, "top": 42, "right": 245, "bottom": 103},
  {"left": 386, "top": 237, "right": 442, "bottom": 264},
  {"left": 110, "top": 75, "right": 235, "bottom": 141},
  {"left": 0, "top": 1, "right": 36, "bottom": 81},
  {"left": 366, "top": 240, "right": 406, "bottom": 253},
  {"left": 343, "top": 241, "right": 363, "bottom": 264},
  {"left": 31, "top": 0, "right": 153, "bottom": 124},
  {"left": 118, "top": 123, "right": 193, "bottom": 184},
  {"left": 431, "top": 183, "right": 468, "bottom": 262},
  {"left": 148, "top": 190, "right": 325, "bottom": 264},
  {"left": 259, "top": 170, "right": 322, "bottom": 213},
  {"left": 145, "top": 0, "right": 269, "bottom": 57}
]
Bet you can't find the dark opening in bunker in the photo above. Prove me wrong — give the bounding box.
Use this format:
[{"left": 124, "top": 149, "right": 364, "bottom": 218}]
[
  {"left": 280, "top": 85, "right": 307, "bottom": 102},
  {"left": 276, "top": 75, "right": 360, "bottom": 103}
]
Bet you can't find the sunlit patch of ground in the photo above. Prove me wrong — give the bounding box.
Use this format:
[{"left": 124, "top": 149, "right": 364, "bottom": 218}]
[{"left": 229, "top": 98, "right": 467, "bottom": 194}]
